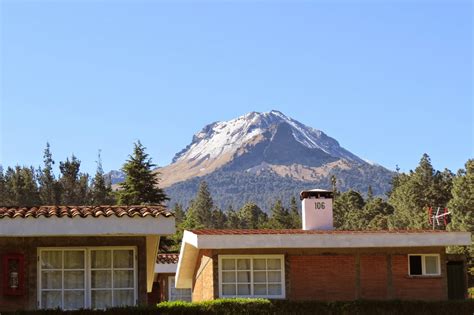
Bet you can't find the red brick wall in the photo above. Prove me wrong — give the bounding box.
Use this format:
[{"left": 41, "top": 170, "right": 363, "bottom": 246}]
[
  {"left": 392, "top": 254, "right": 445, "bottom": 300},
  {"left": 360, "top": 255, "right": 388, "bottom": 299},
  {"left": 0, "top": 236, "right": 147, "bottom": 312},
  {"left": 289, "top": 255, "right": 356, "bottom": 301}
]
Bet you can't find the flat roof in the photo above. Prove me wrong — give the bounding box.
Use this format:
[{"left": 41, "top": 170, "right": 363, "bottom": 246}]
[{"left": 175, "top": 229, "right": 471, "bottom": 288}]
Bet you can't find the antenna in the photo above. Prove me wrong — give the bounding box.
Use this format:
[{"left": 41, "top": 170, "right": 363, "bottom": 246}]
[{"left": 428, "top": 207, "right": 451, "bottom": 230}]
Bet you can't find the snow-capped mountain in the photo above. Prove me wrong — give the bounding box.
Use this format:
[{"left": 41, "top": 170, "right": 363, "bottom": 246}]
[
  {"left": 110, "top": 110, "right": 393, "bottom": 209},
  {"left": 154, "top": 110, "right": 394, "bottom": 209}
]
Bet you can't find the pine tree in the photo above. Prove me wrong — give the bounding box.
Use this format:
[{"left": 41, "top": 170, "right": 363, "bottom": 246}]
[
  {"left": 237, "top": 202, "right": 267, "bottom": 229},
  {"left": 172, "top": 203, "right": 185, "bottom": 226},
  {"left": 183, "top": 181, "right": 213, "bottom": 228},
  {"left": 367, "top": 185, "right": 374, "bottom": 201},
  {"left": 225, "top": 205, "right": 241, "bottom": 229},
  {"left": 334, "top": 190, "right": 365, "bottom": 230},
  {"left": 363, "top": 197, "right": 394, "bottom": 230},
  {"left": 267, "top": 199, "right": 291, "bottom": 229},
  {"left": 4, "top": 166, "right": 40, "bottom": 206},
  {"left": 118, "top": 141, "right": 168, "bottom": 205},
  {"left": 59, "top": 155, "right": 89, "bottom": 204},
  {"left": 389, "top": 154, "right": 453, "bottom": 229},
  {"left": 90, "top": 151, "right": 114, "bottom": 205},
  {"left": 37, "top": 143, "right": 59, "bottom": 204},
  {"left": 0, "top": 166, "right": 6, "bottom": 205},
  {"left": 211, "top": 208, "right": 227, "bottom": 229},
  {"left": 289, "top": 196, "right": 301, "bottom": 229},
  {"left": 447, "top": 160, "right": 474, "bottom": 259}
]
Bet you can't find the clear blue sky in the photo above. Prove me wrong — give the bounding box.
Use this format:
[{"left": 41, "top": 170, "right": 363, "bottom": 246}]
[{"left": 1, "top": 0, "right": 472, "bottom": 176}]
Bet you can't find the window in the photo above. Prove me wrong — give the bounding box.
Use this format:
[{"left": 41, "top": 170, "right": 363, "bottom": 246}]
[
  {"left": 218, "top": 255, "right": 285, "bottom": 299},
  {"left": 38, "top": 247, "right": 136, "bottom": 310},
  {"left": 168, "top": 276, "right": 192, "bottom": 301},
  {"left": 408, "top": 254, "right": 440, "bottom": 276}
]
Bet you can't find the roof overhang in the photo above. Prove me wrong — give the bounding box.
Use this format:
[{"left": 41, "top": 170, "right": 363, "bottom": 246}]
[
  {"left": 175, "top": 230, "right": 471, "bottom": 288},
  {"left": 155, "top": 263, "right": 178, "bottom": 273},
  {"left": 0, "top": 216, "right": 175, "bottom": 236}
]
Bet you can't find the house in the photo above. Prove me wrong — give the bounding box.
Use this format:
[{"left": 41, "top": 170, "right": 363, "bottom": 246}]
[
  {"left": 174, "top": 189, "right": 471, "bottom": 301},
  {"left": 148, "top": 253, "right": 191, "bottom": 303},
  {"left": 0, "top": 205, "right": 175, "bottom": 311}
]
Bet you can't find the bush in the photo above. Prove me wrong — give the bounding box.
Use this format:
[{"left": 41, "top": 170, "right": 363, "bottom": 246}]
[{"left": 5, "top": 299, "right": 474, "bottom": 315}]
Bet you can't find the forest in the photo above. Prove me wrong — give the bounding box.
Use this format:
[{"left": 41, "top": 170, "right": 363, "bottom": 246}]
[{"left": 0, "top": 142, "right": 472, "bottom": 262}]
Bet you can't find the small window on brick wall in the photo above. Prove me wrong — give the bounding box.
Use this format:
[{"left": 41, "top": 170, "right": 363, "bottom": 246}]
[{"left": 408, "top": 254, "right": 440, "bottom": 276}]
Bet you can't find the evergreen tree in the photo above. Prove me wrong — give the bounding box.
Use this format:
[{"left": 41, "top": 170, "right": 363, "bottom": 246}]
[
  {"left": 237, "top": 202, "right": 267, "bottom": 229},
  {"left": 333, "top": 190, "right": 365, "bottom": 230},
  {"left": 37, "top": 143, "right": 60, "bottom": 205},
  {"left": 118, "top": 141, "right": 168, "bottom": 205},
  {"left": 289, "top": 196, "right": 301, "bottom": 229},
  {"left": 172, "top": 203, "right": 185, "bottom": 226},
  {"left": 183, "top": 181, "right": 213, "bottom": 229},
  {"left": 363, "top": 197, "right": 394, "bottom": 230},
  {"left": 225, "top": 205, "right": 241, "bottom": 229},
  {"left": 0, "top": 166, "right": 6, "bottom": 205},
  {"left": 59, "top": 155, "right": 89, "bottom": 204},
  {"left": 447, "top": 160, "right": 474, "bottom": 259},
  {"left": 389, "top": 154, "right": 453, "bottom": 229},
  {"left": 267, "top": 199, "right": 291, "bottom": 229},
  {"left": 367, "top": 185, "right": 374, "bottom": 201},
  {"left": 4, "top": 166, "right": 40, "bottom": 206},
  {"left": 211, "top": 207, "right": 227, "bottom": 229},
  {"left": 90, "top": 151, "right": 114, "bottom": 205}
]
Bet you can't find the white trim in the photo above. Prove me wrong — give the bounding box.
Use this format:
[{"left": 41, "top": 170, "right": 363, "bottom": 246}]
[
  {"left": 408, "top": 254, "right": 441, "bottom": 276},
  {"left": 175, "top": 230, "right": 471, "bottom": 288},
  {"left": 37, "top": 246, "right": 137, "bottom": 310},
  {"left": 0, "top": 216, "right": 175, "bottom": 236},
  {"left": 217, "top": 255, "right": 285, "bottom": 299},
  {"left": 155, "top": 263, "right": 177, "bottom": 273}
]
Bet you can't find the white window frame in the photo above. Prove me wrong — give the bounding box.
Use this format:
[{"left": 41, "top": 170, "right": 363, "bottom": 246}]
[
  {"left": 218, "top": 255, "right": 285, "bottom": 299},
  {"left": 168, "top": 276, "right": 192, "bottom": 302},
  {"left": 408, "top": 254, "right": 441, "bottom": 276},
  {"left": 38, "top": 247, "right": 137, "bottom": 310}
]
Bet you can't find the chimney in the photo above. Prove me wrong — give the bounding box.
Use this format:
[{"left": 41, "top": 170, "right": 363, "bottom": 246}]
[{"left": 300, "top": 189, "right": 334, "bottom": 230}]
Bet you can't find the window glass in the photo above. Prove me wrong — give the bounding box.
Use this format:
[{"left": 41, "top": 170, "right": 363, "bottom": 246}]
[
  {"left": 91, "top": 270, "right": 112, "bottom": 288},
  {"left": 41, "top": 251, "right": 62, "bottom": 269},
  {"left": 114, "top": 270, "right": 134, "bottom": 288},
  {"left": 64, "top": 251, "right": 84, "bottom": 269},
  {"left": 41, "top": 270, "right": 62, "bottom": 289},
  {"left": 168, "top": 276, "right": 192, "bottom": 301},
  {"left": 409, "top": 255, "right": 422, "bottom": 275},
  {"left": 113, "top": 290, "right": 134, "bottom": 306},
  {"left": 42, "top": 291, "right": 61, "bottom": 309},
  {"left": 425, "top": 256, "right": 439, "bottom": 275},
  {"left": 64, "top": 291, "right": 84, "bottom": 310},
  {"left": 91, "top": 290, "right": 112, "bottom": 309},
  {"left": 220, "top": 256, "right": 284, "bottom": 298},
  {"left": 64, "top": 271, "right": 85, "bottom": 289},
  {"left": 113, "top": 250, "right": 133, "bottom": 268},
  {"left": 91, "top": 250, "right": 111, "bottom": 268}
]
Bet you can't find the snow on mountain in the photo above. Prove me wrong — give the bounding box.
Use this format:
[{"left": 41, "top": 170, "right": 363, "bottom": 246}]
[{"left": 172, "top": 110, "right": 364, "bottom": 165}]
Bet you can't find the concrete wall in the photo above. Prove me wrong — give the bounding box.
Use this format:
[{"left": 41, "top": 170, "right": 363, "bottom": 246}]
[
  {"left": 190, "top": 247, "right": 447, "bottom": 301},
  {"left": 0, "top": 236, "right": 147, "bottom": 312}
]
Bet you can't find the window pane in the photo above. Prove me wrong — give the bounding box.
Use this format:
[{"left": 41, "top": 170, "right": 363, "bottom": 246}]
[
  {"left": 425, "top": 256, "right": 439, "bottom": 275},
  {"left": 268, "top": 271, "right": 281, "bottom": 282},
  {"left": 222, "top": 271, "right": 236, "bottom": 283},
  {"left": 91, "top": 290, "right": 112, "bottom": 309},
  {"left": 41, "top": 251, "right": 62, "bottom": 269},
  {"left": 253, "top": 271, "right": 266, "bottom": 283},
  {"left": 253, "top": 259, "right": 266, "bottom": 270},
  {"left": 114, "top": 250, "right": 134, "bottom": 268},
  {"left": 237, "top": 271, "right": 250, "bottom": 283},
  {"left": 254, "top": 284, "right": 267, "bottom": 295},
  {"left": 268, "top": 284, "right": 282, "bottom": 295},
  {"left": 91, "top": 250, "right": 111, "bottom": 269},
  {"left": 64, "top": 271, "right": 84, "bottom": 289},
  {"left": 237, "top": 283, "right": 251, "bottom": 295},
  {"left": 113, "top": 290, "right": 134, "bottom": 306},
  {"left": 267, "top": 259, "right": 281, "bottom": 270},
  {"left": 64, "top": 251, "right": 84, "bottom": 269},
  {"left": 114, "top": 270, "right": 134, "bottom": 288},
  {"left": 222, "top": 284, "right": 236, "bottom": 295},
  {"left": 42, "top": 291, "right": 61, "bottom": 309},
  {"left": 91, "top": 270, "right": 112, "bottom": 288},
  {"left": 222, "top": 259, "right": 235, "bottom": 270},
  {"left": 41, "top": 271, "right": 62, "bottom": 289},
  {"left": 237, "top": 259, "right": 250, "bottom": 270},
  {"left": 409, "top": 256, "right": 422, "bottom": 275},
  {"left": 64, "top": 290, "right": 84, "bottom": 310}
]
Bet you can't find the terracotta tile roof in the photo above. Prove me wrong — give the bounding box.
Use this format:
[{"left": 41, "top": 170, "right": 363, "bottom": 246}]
[
  {"left": 191, "top": 229, "right": 449, "bottom": 235},
  {"left": 157, "top": 253, "right": 180, "bottom": 264},
  {"left": 0, "top": 205, "right": 173, "bottom": 219}
]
